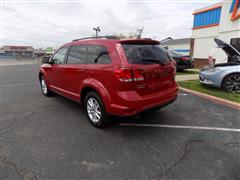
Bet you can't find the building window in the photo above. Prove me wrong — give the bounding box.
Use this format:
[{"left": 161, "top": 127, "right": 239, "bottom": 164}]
[{"left": 193, "top": 7, "right": 221, "bottom": 29}]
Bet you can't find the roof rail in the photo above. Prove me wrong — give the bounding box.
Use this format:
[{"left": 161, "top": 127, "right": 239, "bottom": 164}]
[{"left": 72, "top": 36, "right": 120, "bottom": 42}]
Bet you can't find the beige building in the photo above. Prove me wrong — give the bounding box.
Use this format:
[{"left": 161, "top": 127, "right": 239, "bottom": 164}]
[
  {"left": 0, "top": 45, "right": 34, "bottom": 59},
  {"left": 162, "top": 38, "right": 191, "bottom": 56},
  {"left": 191, "top": 0, "right": 240, "bottom": 67},
  {"left": 0, "top": 45, "right": 47, "bottom": 59}
]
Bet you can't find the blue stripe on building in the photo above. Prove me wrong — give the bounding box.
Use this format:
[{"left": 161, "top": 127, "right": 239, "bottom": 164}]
[
  {"left": 193, "top": 7, "right": 221, "bottom": 28},
  {"left": 173, "top": 49, "right": 190, "bottom": 53},
  {"left": 230, "top": 0, "right": 240, "bottom": 12}
]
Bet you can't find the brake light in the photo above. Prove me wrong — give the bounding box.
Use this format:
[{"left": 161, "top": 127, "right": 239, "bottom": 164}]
[
  {"left": 114, "top": 69, "right": 133, "bottom": 82},
  {"left": 132, "top": 69, "right": 144, "bottom": 81},
  {"left": 114, "top": 68, "right": 144, "bottom": 82},
  {"left": 181, "top": 57, "right": 189, "bottom": 61}
]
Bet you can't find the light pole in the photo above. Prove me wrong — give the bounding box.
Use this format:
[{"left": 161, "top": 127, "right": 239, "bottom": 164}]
[
  {"left": 136, "top": 27, "right": 144, "bottom": 38},
  {"left": 160, "top": 37, "right": 173, "bottom": 44},
  {"left": 93, "top": 26, "right": 101, "bottom": 37}
]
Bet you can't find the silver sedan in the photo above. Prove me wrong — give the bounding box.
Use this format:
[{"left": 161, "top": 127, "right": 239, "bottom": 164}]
[{"left": 199, "top": 38, "right": 240, "bottom": 93}]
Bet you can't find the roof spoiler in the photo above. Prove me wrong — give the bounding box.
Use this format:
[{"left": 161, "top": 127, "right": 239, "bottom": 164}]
[{"left": 120, "top": 39, "right": 160, "bottom": 45}]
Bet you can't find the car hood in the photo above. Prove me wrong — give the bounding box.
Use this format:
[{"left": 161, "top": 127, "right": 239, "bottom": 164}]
[{"left": 214, "top": 38, "right": 240, "bottom": 61}]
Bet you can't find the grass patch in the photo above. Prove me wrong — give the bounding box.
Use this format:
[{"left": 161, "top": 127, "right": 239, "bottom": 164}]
[
  {"left": 176, "top": 70, "right": 199, "bottom": 75},
  {"left": 178, "top": 80, "right": 240, "bottom": 103}
]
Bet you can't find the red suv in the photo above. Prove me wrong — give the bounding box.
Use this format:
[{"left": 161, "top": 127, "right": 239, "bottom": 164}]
[{"left": 39, "top": 37, "right": 178, "bottom": 128}]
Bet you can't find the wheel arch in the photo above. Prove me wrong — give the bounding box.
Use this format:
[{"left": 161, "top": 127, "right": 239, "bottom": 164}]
[
  {"left": 39, "top": 69, "right": 47, "bottom": 80},
  {"left": 39, "top": 72, "right": 44, "bottom": 80},
  {"left": 38, "top": 69, "right": 51, "bottom": 89},
  {"left": 221, "top": 72, "right": 240, "bottom": 88},
  {"left": 80, "top": 79, "right": 111, "bottom": 107}
]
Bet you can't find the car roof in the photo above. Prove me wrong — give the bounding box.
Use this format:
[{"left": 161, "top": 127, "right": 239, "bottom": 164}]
[{"left": 62, "top": 38, "right": 160, "bottom": 48}]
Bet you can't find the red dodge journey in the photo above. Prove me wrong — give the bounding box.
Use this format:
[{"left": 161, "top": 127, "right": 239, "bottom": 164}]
[{"left": 39, "top": 36, "right": 178, "bottom": 128}]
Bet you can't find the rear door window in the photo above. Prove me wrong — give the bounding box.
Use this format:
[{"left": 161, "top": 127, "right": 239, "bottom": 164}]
[
  {"left": 87, "top": 45, "right": 111, "bottom": 64},
  {"left": 67, "top": 45, "right": 87, "bottom": 64},
  {"left": 122, "top": 44, "right": 170, "bottom": 65}
]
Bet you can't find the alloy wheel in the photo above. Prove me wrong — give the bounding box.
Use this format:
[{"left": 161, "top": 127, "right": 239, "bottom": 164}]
[
  {"left": 41, "top": 77, "right": 48, "bottom": 94},
  {"left": 87, "top": 97, "right": 102, "bottom": 123},
  {"left": 225, "top": 74, "right": 240, "bottom": 93}
]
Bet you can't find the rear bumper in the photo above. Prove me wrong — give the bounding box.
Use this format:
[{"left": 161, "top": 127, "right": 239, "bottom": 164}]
[{"left": 107, "top": 84, "right": 178, "bottom": 116}]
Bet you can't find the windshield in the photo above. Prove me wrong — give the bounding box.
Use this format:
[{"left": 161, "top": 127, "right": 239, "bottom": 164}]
[{"left": 122, "top": 44, "right": 171, "bottom": 64}]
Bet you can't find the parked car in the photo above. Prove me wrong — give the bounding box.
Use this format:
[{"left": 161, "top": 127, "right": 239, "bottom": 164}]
[
  {"left": 39, "top": 37, "right": 178, "bottom": 128},
  {"left": 199, "top": 38, "right": 240, "bottom": 93},
  {"left": 168, "top": 50, "right": 194, "bottom": 71}
]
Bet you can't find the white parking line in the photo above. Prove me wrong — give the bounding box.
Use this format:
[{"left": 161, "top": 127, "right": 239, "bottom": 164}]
[
  {"left": 0, "top": 83, "right": 38, "bottom": 87},
  {"left": 119, "top": 123, "right": 240, "bottom": 133},
  {"left": 178, "top": 93, "right": 189, "bottom": 96},
  {"left": 0, "top": 62, "right": 39, "bottom": 67}
]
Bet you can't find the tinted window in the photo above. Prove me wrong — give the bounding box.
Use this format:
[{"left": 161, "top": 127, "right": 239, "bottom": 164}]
[
  {"left": 52, "top": 47, "right": 68, "bottom": 64},
  {"left": 67, "top": 45, "right": 87, "bottom": 64},
  {"left": 87, "top": 45, "right": 111, "bottom": 64},
  {"left": 122, "top": 44, "right": 170, "bottom": 64}
]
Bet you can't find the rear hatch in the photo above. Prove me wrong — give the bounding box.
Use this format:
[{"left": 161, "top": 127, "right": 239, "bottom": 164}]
[{"left": 120, "top": 40, "right": 175, "bottom": 96}]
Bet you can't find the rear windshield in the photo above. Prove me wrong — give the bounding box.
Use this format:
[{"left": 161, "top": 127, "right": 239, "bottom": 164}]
[{"left": 122, "top": 44, "right": 171, "bottom": 64}]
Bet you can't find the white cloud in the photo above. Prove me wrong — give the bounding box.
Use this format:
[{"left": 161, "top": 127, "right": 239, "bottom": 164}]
[{"left": 2, "top": 0, "right": 221, "bottom": 48}]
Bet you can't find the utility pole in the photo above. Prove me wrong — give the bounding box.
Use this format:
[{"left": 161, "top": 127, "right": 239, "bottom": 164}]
[
  {"left": 93, "top": 26, "right": 101, "bottom": 37},
  {"left": 136, "top": 27, "right": 144, "bottom": 38}
]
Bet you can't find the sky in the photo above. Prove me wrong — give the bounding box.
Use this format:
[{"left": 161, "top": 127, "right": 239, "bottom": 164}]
[{"left": 1, "top": 0, "right": 222, "bottom": 48}]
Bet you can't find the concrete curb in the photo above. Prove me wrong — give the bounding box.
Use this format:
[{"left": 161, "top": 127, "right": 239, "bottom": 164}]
[
  {"left": 176, "top": 74, "right": 199, "bottom": 82},
  {"left": 179, "top": 87, "right": 240, "bottom": 110}
]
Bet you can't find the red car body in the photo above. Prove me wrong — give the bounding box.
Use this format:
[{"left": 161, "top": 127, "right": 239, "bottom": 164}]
[{"left": 39, "top": 38, "right": 178, "bottom": 117}]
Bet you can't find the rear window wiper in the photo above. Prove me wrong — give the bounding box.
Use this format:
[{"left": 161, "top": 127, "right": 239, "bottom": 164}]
[{"left": 140, "top": 58, "right": 164, "bottom": 66}]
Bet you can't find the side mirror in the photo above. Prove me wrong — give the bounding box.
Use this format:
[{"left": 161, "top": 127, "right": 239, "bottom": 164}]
[{"left": 42, "top": 56, "right": 51, "bottom": 64}]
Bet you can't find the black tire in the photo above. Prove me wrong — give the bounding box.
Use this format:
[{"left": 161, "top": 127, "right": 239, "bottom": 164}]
[
  {"left": 221, "top": 73, "right": 240, "bottom": 93},
  {"left": 40, "top": 75, "right": 54, "bottom": 97},
  {"left": 84, "top": 91, "right": 110, "bottom": 128}
]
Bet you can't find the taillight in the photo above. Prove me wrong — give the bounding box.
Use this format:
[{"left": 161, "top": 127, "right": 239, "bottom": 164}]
[
  {"left": 132, "top": 69, "right": 144, "bottom": 81},
  {"left": 114, "top": 68, "right": 144, "bottom": 82},
  {"left": 114, "top": 69, "right": 133, "bottom": 82},
  {"left": 181, "top": 57, "right": 189, "bottom": 61}
]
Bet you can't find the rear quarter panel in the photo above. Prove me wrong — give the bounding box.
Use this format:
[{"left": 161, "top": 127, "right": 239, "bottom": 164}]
[{"left": 80, "top": 78, "right": 112, "bottom": 107}]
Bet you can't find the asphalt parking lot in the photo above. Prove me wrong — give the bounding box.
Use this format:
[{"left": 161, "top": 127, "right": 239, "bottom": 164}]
[{"left": 0, "top": 64, "right": 240, "bottom": 180}]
